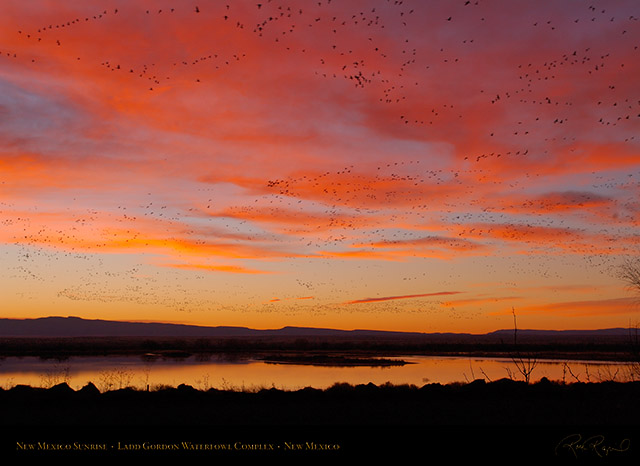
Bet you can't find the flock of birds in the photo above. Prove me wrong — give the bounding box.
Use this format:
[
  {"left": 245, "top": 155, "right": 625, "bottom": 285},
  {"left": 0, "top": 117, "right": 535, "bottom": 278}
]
[
  {"left": 7, "top": 1, "right": 637, "bottom": 131},
  {"left": 2, "top": 0, "right": 640, "bottom": 319}
]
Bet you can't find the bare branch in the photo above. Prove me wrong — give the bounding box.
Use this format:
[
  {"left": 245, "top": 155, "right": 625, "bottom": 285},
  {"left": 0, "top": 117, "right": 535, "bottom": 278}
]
[
  {"left": 619, "top": 257, "right": 640, "bottom": 295},
  {"left": 510, "top": 307, "right": 538, "bottom": 383}
]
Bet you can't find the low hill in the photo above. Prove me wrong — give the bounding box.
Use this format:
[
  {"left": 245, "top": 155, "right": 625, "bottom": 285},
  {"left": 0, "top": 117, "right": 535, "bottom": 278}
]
[{"left": 0, "top": 316, "right": 633, "bottom": 339}]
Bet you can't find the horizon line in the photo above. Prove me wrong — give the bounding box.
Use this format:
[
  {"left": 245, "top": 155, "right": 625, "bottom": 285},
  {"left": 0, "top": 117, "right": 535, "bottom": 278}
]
[{"left": 0, "top": 315, "right": 635, "bottom": 336}]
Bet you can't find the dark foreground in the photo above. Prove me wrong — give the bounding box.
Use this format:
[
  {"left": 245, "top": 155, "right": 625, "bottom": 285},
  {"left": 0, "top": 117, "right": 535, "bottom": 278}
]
[
  {"left": 1, "top": 379, "right": 639, "bottom": 462},
  {"left": 3, "top": 378, "right": 640, "bottom": 426}
]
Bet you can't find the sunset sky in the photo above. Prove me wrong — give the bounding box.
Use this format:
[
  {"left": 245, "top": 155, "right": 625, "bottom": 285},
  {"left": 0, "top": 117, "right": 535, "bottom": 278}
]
[{"left": 1, "top": 0, "right": 639, "bottom": 333}]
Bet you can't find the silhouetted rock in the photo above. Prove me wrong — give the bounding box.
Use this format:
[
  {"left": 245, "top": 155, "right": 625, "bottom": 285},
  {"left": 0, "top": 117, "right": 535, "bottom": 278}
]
[
  {"left": 8, "top": 384, "right": 40, "bottom": 396},
  {"left": 257, "top": 387, "right": 284, "bottom": 399},
  {"left": 467, "top": 378, "right": 486, "bottom": 387},
  {"left": 489, "top": 378, "right": 526, "bottom": 389},
  {"left": 177, "top": 383, "right": 196, "bottom": 392},
  {"left": 298, "top": 386, "right": 321, "bottom": 395},
  {"left": 102, "top": 387, "right": 138, "bottom": 401},
  {"left": 48, "top": 382, "right": 74, "bottom": 395},
  {"left": 78, "top": 382, "right": 101, "bottom": 396},
  {"left": 355, "top": 382, "right": 379, "bottom": 392},
  {"left": 326, "top": 382, "right": 355, "bottom": 394}
]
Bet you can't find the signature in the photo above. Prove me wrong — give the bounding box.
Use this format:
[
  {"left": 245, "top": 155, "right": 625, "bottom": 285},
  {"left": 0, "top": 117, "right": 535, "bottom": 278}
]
[{"left": 555, "top": 434, "right": 631, "bottom": 458}]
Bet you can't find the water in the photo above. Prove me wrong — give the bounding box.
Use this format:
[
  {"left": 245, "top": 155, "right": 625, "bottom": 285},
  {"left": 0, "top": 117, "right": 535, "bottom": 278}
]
[{"left": 0, "top": 354, "right": 637, "bottom": 391}]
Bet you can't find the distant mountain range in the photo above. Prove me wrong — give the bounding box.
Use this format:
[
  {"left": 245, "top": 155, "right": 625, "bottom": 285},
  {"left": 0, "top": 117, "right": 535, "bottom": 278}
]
[{"left": 0, "top": 316, "right": 634, "bottom": 338}]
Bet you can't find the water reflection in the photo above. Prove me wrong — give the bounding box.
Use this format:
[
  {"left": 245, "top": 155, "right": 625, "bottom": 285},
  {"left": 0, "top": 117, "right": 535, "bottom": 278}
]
[{"left": 0, "top": 355, "right": 637, "bottom": 391}]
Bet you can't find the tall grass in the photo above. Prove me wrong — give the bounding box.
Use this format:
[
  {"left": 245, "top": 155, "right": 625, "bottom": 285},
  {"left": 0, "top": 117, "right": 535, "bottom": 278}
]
[
  {"left": 96, "top": 368, "right": 134, "bottom": 392},
  {"left": 39, "top": 363, "right": 71, "bottom": 388},
  {"left": 509, "top": 307, "right": 538, "bottom": 383}
]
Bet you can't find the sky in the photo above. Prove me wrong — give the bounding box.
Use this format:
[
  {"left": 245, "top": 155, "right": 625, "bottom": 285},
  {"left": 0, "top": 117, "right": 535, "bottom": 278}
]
[{"left": 1, "top": 0, "right": 639, "bottom": 333}]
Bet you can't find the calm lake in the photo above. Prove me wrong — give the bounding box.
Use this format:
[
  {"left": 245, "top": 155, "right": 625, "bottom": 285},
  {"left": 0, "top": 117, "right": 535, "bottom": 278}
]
[{"left": 0, "top": 354, "right": 637, "bottom": 391}]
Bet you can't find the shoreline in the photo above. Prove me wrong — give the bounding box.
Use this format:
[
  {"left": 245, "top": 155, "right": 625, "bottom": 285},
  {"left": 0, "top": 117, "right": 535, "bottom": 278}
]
[{"left": 1, "top": 335, "right": 639, "bottom": 363}]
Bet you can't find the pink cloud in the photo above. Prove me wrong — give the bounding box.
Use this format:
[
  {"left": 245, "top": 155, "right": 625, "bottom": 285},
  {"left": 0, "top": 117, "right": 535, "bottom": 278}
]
[{"left": 344, "top": 291, "right": 463, "bottom": 305}]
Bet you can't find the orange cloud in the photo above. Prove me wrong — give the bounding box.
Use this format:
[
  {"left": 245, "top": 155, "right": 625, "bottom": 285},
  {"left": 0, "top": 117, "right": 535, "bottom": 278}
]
[
  {"left": 156, "top": 262, "right": 268, "bottom": 275},
  {"left": 0, "top": 206, "right": 305, "bottom": 274},
  {"left": 263, "top": 296, "right": 315, "bottom": 304},
  {"left": 441, "top": 296, "right": 523, "bottom": 308},
  {"left": 446, "top": 222, "right": 638, "bottom": 256},
  {"left": 201, "top": 167, "right": 464, "bottom": 211},
  {"left": 491, "top": 297, "right": 639, "bottom": 317},
  {"left": 344, "top": 291, "right": 463, "bottom": 305},
  {"left": 500, "top": 191, "right": 614, "bottom": 214},
  {"left": 204, "top": 205, "right": 388, "bottom": 235},
  {"left": 0, "top": 152, "right": 143, "bottom": 198},
  {"left": 317, "top": 249, "right": 401, "bottom": 261},
  {"left": 363, "top": 235, "right": 487, "bottom": 252}
]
